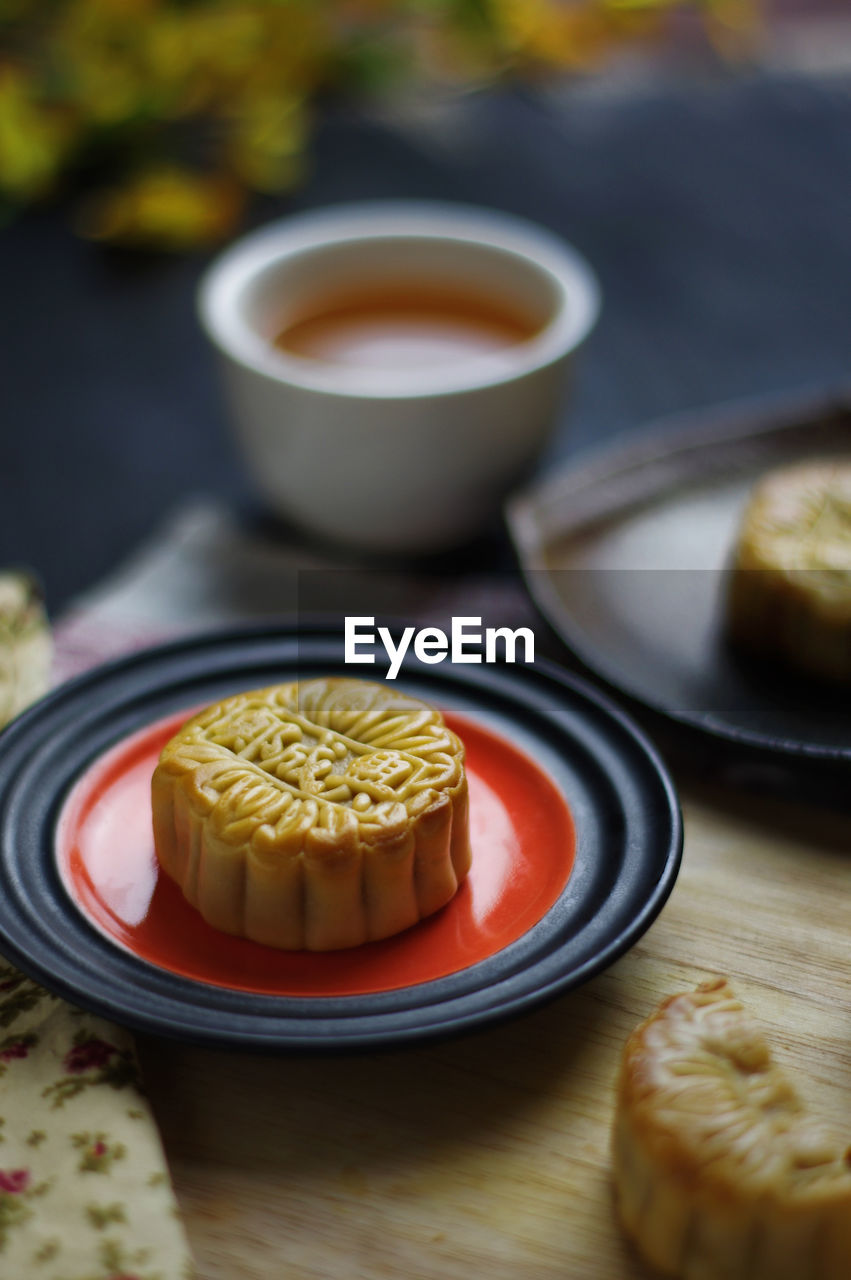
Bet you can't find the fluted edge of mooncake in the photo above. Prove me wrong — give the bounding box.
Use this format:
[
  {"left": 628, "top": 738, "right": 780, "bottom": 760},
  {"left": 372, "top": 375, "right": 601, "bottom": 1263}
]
[{"left": 151, "top": 679, "right": 472, "bottom": 950}]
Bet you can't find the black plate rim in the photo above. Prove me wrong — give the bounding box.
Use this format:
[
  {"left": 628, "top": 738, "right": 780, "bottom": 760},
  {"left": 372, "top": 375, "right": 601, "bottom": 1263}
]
[{"left": 0, "top": 623, "right": 682, "bottom": 1052}]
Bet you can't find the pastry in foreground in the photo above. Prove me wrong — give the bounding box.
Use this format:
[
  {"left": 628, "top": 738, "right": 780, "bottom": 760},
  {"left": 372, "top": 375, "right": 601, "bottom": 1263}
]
[
  {"left": 726, "top": 459, "right": 851, "bottom": 682},
  {"left": 152, "top": 677, "right": 471, "bottom": 950},
  {"left": 612, "top": 978, "right": 851, "bottom": 1279}
]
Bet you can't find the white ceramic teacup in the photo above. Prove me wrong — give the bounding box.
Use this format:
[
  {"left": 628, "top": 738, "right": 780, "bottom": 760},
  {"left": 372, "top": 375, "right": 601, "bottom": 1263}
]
[{"left": 199, "top": 201, "right": 600, "bottom": 553}]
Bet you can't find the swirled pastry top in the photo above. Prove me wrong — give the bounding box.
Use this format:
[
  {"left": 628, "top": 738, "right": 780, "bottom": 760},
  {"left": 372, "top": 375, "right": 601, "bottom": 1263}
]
[
  {"left": 158, "top": 677, "right": 465, "bottom": 846},
  {"left": 613, "top": 979, "right": 851, "bottom": 1279},
  {"left": 152, "top": 678, "right": 472, "bottom": 949},
  {"left": 734, "top": 460, "right": 851, "bottom": 582},
  {"left": 727, "top": 460, "right": 851, "bottom": 682}
]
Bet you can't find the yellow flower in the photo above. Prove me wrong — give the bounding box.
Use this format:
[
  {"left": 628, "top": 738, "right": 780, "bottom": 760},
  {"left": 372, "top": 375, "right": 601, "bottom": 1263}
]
[
  {"left": 0, "top": 66, "right": 74, "bottom": 200},
  {"left": 0, "top": 0, "right": 758, "bottom": 246},
  {"left": 221, "top": 93, "right": 309, "bottom": 193},
  {"left": 75, "top": 166, "right": 245, "bottom": 250}
]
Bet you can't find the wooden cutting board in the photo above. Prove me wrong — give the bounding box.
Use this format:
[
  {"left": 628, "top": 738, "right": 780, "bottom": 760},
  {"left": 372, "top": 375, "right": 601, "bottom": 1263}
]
[{"left": 138, "top": 781, "right": 851, "bottom": 1279}]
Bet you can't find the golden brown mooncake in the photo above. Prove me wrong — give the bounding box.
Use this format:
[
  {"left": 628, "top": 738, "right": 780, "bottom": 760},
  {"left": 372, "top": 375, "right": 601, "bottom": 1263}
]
[
  {"left": 613, "top": 979, "right": 851, "bottom": 1280},
  {"left": 151, "top": 677, "right": 471, "bottom": 951},
  {"left": 726, "top": 459, "right": 851, "bottom": 682}
]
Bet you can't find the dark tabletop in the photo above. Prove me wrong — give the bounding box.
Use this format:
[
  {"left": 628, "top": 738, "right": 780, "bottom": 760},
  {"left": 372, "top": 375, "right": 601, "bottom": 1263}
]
[{"left": 3, "top": 71, "right": 851, "bottom": 616}]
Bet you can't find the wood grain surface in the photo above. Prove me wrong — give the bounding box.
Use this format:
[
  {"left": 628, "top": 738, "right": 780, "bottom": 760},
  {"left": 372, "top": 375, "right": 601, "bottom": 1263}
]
[{"left": 138, "top": 783, "right": 851, "bottom": 1279}]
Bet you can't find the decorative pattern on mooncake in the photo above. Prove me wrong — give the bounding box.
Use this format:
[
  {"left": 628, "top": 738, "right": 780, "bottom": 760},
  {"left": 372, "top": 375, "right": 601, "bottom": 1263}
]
[
  {"left": 726, "top": 460, "right": 851, "bottom": 682},
  {"left": 613, "top": 979, "right": 851, "bottom": 1280},
  {"left": 151, "top": 678, "right": 471, "bottom": 950}
]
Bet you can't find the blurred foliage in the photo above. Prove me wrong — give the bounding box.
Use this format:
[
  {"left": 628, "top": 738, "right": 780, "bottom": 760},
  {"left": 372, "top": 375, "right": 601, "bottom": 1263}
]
[{"left": 0, "top": 0, "right": 758, "bottom": 248}]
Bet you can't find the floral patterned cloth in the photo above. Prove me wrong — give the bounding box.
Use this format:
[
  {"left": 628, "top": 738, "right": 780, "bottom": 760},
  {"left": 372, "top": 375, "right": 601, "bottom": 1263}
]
[
  {"left": 0, "top": 573, "right": 195, "bottom": 1280},
  {"left": 0, "top": 967, "right": 196, "bottom": 1279}
]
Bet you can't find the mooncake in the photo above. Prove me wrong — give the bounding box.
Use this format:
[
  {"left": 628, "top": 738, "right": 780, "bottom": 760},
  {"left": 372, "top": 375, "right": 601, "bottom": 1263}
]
[
  {"left": 726, "top": 460, "right": 851, "bottom": 681},
  {"left": 151, "top": 677, "right": 471, "bottom": 950},
  {"left": 613, "top": 979, "right": 851, "bottom": 1280}
]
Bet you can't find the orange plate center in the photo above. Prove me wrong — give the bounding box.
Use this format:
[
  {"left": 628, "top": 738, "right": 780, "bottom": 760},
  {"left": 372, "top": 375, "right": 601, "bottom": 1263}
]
[{"left": 57, "top": 709, "right": 575, "bottom": 996}]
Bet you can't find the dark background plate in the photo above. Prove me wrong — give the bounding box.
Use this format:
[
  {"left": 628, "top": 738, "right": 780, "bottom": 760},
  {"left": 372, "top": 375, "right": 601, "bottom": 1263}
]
[
  {"left": 508, "top": 391, "right": 851, "bottom": 779},
  {"left": 0, "top": 625, "right": 681, "bottom": 1053}
]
